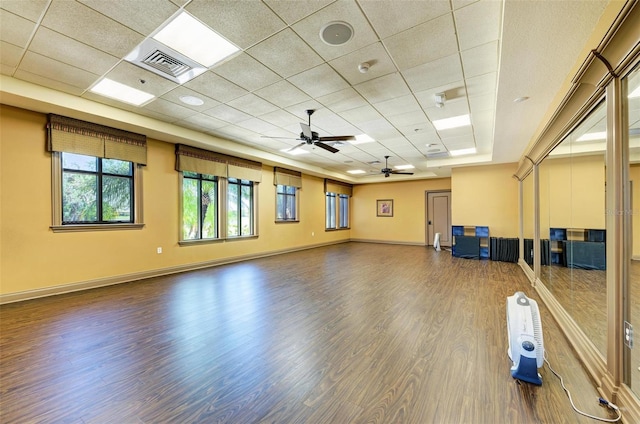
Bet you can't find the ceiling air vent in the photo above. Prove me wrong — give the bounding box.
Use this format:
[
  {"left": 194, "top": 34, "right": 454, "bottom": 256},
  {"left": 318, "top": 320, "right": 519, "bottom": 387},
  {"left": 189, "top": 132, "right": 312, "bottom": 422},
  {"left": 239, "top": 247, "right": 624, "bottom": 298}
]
[
  {"left": 426, "top": 150, "right": 450, "bottom": 159},
  {"left": 125, "top": 38, "right": 208, "bottom": 84}
]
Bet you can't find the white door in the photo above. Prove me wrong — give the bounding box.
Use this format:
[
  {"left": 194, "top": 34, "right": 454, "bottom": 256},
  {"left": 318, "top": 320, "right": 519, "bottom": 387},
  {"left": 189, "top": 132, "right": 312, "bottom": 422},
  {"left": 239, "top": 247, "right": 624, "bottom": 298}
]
[{"left": 426, "top": 191, "right": 452, "bottom": 247}]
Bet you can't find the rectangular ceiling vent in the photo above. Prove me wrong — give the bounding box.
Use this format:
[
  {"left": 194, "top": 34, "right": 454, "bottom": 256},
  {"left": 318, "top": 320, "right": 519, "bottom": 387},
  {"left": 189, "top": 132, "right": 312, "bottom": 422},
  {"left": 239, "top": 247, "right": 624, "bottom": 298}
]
[
  {"left": 426, "top": 151, "right": 450, "bottom": 159},
  {"left": 125, "top": 38, "right": 208, "bottom": 84}
]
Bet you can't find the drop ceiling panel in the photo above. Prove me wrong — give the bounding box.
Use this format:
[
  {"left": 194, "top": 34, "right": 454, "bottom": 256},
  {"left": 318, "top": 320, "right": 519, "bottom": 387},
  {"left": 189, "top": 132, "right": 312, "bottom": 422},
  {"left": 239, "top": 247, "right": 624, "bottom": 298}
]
[
  {"left": 183, "top": 72, "right": 248, "bottom": 103},
  {"left": 358, "top": 0, "right": 451, "bottom": 39},
  {"left": 203, "top": 104, "right": 253, "bottom": 124},
  {"left": 15, "top": 68, "right": 86, "bottom": 96},
  {"left": 328, "top": 42, "right": 396, "bottom": 85},
  {"left": 247, "top": 28, "right": 324, "bottom": 78},
  {"left": 466, "top": 72, "right": 497, "bottom": 97},
  {"left": 288, "top": 63, "right": 350, "bottom": 99},
  {"left": 460, "top": 41, "right": 499, "bottom": 78},
  {"left": 0, "top": 10, "right": 36, "bottom": 48},
  {"left": 29, "top": 27, "right": 120, "bottom": 76},
  {"left": 1, "top": 41, "right": 23, "bottom": 69},
  {"left": 402, "top": 54, "right": 463, "bottom": 93},
  {"left": 160, "top": 86, "right": 220, "bottom": 111},
  {"left": 19, "top": 51, "right": 98, "bottom": 90},
  {"left": 103, "top": 61, "right": 178, "bottom": 97},
  {"left": 185, "top": 0, "right": 285, "bottom": 49},
  {"left": 263, "top": 0, "right": 334, "bottom": 25},
  {"left": 213, "top": 53, "right": 281, "bottom": 92},
  {"left": 254, "top": 80, "right": 312, "bottom": 108},
  {"left": 373, "top": 95, "right": 423, "bottom": 118},
  {"left": 316, "top": 88, "right": 369, "bottom": 113},
  {"left": 0, "top": 0, "right": 48, "bottom": 22},
  {"left": 177, "top": 114, "right": 228, "bottom": 132},
  {"left": 454, "top": 0, "right": 503, "bottom": 51},
  {"left": 291, "top": 1, "right": 378, "bottom": 62},
  {"left": 41, "top": 1, "right": 144, "bottom": 58},
  {"left": 383, "top": 14, "right": 457, "bottom": 71},
  {"left": 354, "top": 73, "right": 411, "bottom": 104},
  {"left": 259, "top": 109, "right": 303, "bottom": 128},
  {"left": 79, "top": 0, "right": 179, "bottom": 35},
  {"left": 340, "top": 105, "right": 384, "bottom": 125},
  {"left": 226, "top": 93, "right": 280, "bottom": 117},
  {"left": 143, "top": 98, "right": 196, "bottom": 122},
  {"left": 234, "top": 118, "right": 278, "bottom": 134}
]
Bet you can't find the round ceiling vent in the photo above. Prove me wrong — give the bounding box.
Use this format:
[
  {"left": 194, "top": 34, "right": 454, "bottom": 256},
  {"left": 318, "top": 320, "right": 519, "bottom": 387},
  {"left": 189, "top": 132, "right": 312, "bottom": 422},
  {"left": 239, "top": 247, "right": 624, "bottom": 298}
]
[{"left": 320, "top": 21, "right": 354, "bottom": 46}]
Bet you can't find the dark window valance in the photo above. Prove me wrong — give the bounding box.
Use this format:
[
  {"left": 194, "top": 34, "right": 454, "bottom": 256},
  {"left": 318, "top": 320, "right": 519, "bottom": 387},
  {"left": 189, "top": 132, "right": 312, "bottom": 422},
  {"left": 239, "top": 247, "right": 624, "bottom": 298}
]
[
  {"left": 47, "top": 114, "right": 147, "bottom": 165},
  {"left": 325, "top": 179, "right": 352, "bottom": 196},
  {"left": 274, "top": 167, "right": 302, "bottom": 188},
  {"left": 175, "top": 144, "right": 262, "bottom": 182}
]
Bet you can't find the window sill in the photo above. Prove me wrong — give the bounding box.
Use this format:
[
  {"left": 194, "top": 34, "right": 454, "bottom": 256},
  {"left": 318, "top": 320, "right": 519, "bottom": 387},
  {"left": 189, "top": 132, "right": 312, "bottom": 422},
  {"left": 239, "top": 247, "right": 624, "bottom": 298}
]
[
  {"left": 225, "top": 234, "right": 259, "bottom": 241},
  {"left": 50, "top": 223, "right": 145, "bottom": 233},
  {"left": 179, "top": 238, "right": 224, "bottom": 246},
  {"left": 325, "top": 227, "right": 350, "bottom": 232},
  {"left": 275, "top": 220, "right": 300, "bottom": 224}
]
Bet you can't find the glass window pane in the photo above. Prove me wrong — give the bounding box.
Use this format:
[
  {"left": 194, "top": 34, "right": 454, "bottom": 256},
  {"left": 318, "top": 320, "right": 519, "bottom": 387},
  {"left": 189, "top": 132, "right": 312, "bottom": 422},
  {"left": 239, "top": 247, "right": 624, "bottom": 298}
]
[
  {"left": 102, "top": 175, "right": 131, "bottom": 222},
  {"left": 286, "top": 195, "right": 295, "bottom": 219},
  {"left": 201, "top": 180, "right": 217, "bottom": 239},
  {"left": 228, "top": 183, "right": 239, "bottom": 236},
  {"left": 62, "top": 152, "right": 97, "bottom": 171},
  {"left": 103, "top": 158, "right": 132, "bottom": 176},
  {"left": 241, "top": 185, "right": 252, "bottom": 235},
  {"left": 62, "top": 172, "right": 97, "bottom": 222},
  {"left": 182, "top": 178, "right": 199, "bottom": 240}
]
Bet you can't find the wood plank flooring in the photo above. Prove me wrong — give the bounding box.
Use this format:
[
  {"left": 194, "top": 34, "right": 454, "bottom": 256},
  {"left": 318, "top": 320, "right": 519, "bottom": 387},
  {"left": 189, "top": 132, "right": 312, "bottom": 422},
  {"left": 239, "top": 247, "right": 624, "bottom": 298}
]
[{"left": 0, "top": 243, "right": 620, "bottom": 423}]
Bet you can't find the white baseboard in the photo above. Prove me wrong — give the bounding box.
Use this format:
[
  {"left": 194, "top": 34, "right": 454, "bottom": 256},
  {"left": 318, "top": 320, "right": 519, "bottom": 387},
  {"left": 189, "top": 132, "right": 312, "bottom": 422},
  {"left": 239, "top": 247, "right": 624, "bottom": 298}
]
[{"left": 0, "top": 240, "right": 348, "bottom": 304}]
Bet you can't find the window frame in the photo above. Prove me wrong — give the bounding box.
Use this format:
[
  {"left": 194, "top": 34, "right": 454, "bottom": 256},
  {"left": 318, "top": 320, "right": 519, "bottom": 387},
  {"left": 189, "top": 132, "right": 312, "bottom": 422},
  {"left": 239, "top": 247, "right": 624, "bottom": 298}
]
[
  {"left": 50, "top": 152, "right": 144, "bottom": 232},
  {"left": 180, "top": 171, "right": 219, "bottom": 242},
  {"left": 275, "top": 184, "right": 299, "bottom": 222},
  {"left": 325, "top": 191, "right": 350, "bottom": 231},
  {"left": 227, "top": 178, "right": 257, "bottom": 238}
]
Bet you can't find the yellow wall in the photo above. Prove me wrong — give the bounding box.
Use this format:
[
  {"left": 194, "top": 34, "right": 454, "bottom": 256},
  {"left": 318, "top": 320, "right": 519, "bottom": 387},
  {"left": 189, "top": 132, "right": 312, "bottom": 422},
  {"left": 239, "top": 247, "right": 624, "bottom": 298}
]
[
  {"left": 350, "top": 179, "right": 451, "bottom": 244},
  {"left": 451, "top": 163, "right": 519, "bottom": 238},
  {"left": 539, "top": 154, "right": 606, "bottom": 237},
  {"left": 0, "top": 106, "right": 349, "bottom": 296}
]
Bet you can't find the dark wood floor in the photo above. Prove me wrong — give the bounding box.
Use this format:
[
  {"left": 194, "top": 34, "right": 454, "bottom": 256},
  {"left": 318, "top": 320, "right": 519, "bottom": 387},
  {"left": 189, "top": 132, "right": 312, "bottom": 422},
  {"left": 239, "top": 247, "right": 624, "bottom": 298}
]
[{"left": 0, "top": 243, "right": 620, "bottom": 423}]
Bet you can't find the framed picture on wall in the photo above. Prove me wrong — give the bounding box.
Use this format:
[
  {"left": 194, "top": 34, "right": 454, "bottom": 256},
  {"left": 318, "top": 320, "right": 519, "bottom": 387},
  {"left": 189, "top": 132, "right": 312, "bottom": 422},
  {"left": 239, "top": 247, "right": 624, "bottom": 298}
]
[{"left": 376, "top": 199, "right": 393, "bottom": 217}]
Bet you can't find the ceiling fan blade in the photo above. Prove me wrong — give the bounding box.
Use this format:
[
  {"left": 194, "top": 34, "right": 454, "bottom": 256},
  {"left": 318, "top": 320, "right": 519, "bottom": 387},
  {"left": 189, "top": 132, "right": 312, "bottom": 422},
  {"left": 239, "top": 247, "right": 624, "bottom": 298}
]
[
  {"left": 390, "top": 171, "right": 414, "bottom": 175},
  {"left": 314, "top": 141, "right": 339, "bottom": 153},
  {"left": 300, "top": 122, "right": 313, "bottom": 139},
  {"left": 260, "top": 135, "right": 298, "bottom": 140},
  {"left": 286, "top": 142, "right": 306, "bottom": 152},
  {"left": 318, "top": 135, "right": 356, "bottom": 142}
]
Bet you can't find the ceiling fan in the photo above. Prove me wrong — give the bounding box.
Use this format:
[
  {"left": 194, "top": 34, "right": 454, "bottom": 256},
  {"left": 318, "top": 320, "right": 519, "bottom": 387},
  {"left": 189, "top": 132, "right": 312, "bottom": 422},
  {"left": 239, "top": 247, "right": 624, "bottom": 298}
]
[
  {"left": 378, "top": 155, "right": 414, "bottom": 178},
  {"left": 263, "top": 109, "right": 355, "bottom": 153}
]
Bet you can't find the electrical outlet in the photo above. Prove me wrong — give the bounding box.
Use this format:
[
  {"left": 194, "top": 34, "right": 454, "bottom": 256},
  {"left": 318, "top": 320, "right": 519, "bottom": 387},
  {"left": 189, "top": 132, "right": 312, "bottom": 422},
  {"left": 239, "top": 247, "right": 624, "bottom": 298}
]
[{"left": 157, "top": 247, "right": 162, "bottom": 254}]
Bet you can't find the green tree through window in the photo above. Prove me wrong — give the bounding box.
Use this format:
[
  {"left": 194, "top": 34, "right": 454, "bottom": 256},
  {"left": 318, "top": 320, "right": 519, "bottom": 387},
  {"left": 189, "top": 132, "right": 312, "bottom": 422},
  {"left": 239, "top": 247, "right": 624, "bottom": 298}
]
[{"left": 182, "top": 172, "right": 218, "bottom": 240}]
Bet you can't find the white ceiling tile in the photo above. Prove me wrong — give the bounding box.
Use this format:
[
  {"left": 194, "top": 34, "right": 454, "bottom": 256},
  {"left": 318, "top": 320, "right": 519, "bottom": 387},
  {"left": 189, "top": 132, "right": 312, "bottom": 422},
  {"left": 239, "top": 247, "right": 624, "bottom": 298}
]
[
  {"left": 423, "top": 98, "right": 470, "bottom": 122},
  {"left": 247, "top": 28, "right": 324, "bottom": 78},
  {"left": 29, "top": 27, "right": 120, "bottom": 76},
  {"left": 340, "top": 105, "right": 384, "bottom": 125},
  {"left": 386, "top": 111, "right": 429, "bottom": 128},
  {"left": 384, "top": 14, "right": 457, "bottom": 71},
  {"left": 288, "top": 63, "right": 350, "bottom": 98},
  {"left": 402, "top": 54, "right": 462, "bottom": 93},
  {"left": 438, "top": 125, "right": 473, "bottom": 139},
  {"left": 226, "top": 93, "right": 280, "bottom": 117},
  {"left": 373, "top": 95, "right": 422, "bottom": 117},
  {"left": 461, "top": 41, "right": 499, "bottom": 78},
  {"left": 103, "top": 61, "right": 178, "bottom": 97},
  {"left": 235, "top": 118, "right": 278, "bottom": 134},
  {"left": 254, "top": 80, "right": 311, "bottom": 108},
  {"left": 79, "top": 0, "right": 178, "bottom": 35},
  {"left": 1, "top": 0, "right": 48, "bottom": 22},
  {"left": 203, "top": 104, "right": 253, "bottom": 124},
  {"left": 264, "top": 0, "right": 334, "bottom": 25},
  {"left": 177, "top": 113, "right": 228, "bottom": 131},
  {"left": 259, "top": 109, "right": 303, "bottom": 128},
  {"left": 359, "top": 0, "right": 451, "bottom": 39},
  {"left": 291, "top": 1, "right": 378, "bottom": 61},
  {"left": 19, "top": 51, "right": 98, "bottom": 89},
  {"left": 0, "top": 41, "right": 23, "bottom": 68},
  {"left": 466, "top": 72, "right": 497, "bottom": 97},
  {"left": 186, "top": 0, "right": 285, "bottom": 49},
  {"left": 142, "top": 98, "right": 196, "bottom": 121},
  {"left": 16, "top": 68, "right": 86, "bottom": 96},
  {"left": 41, "top": 1, "right": 144, "bottom": 57},
  {"left": 213, "top": 53, "right": 282, "bottom": 92},
  {"left": 316, "top": 88, "right": 368, "bottom": 113},
  {"left": 329, "top": 42, "right": 397, "bottom": 85},
  {"left": 469, "top": 92, "right": 496, "bottom": 114},
  {"left": 454, "top": 0, "right": 502, "bottom": 51},
  {"left": 160, "top": 86, "right": 220, "bottom": 111},
  {"left": 184, "top": 72, "right": 248, "bottom": 103},
  {"left": 354, "top": 73, "right": 411, "bottom": 104},
  {"left": 0, "top": 10, "right": 37, "bottom": 48}
]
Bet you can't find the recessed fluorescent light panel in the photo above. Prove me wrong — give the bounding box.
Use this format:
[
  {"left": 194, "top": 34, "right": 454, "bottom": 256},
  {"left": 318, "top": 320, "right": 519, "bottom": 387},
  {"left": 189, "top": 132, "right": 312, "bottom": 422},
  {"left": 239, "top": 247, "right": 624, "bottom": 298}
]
[
  {"left": 347, "top": 170, "right": 366, "bottom": 174},
  {"left": 576, "top": 131, "right": 606, "bottom": 142},
  {"left": 153, "top": 12, "right": 239, "bottom": 68},
  {"left": 394, "top": 164, "right": 414, "bottom": 170},
  {"left": 629, "top": 86, "right": 640, "bottom": 98},
  {"left": 350, "top": 134, "right": 375, "bottom": 145},
  {"left": 280, "top": 147, "right": 308, "bottom": 155},
  {"left": 90, "top": 78, "right": 155, "bottom": 106},
  {"left": 432, "top": 114, "right": 471, "bottom": 131},
  {"left": 449, "top": 147, "right": 477, "bottom": 156}
]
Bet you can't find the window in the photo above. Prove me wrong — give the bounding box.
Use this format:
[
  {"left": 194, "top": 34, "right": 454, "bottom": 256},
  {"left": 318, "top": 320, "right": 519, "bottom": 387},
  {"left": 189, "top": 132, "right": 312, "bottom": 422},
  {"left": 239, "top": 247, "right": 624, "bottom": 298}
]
[
  {"left": 276, "top": 184, "right": 297, "bottom": 221},
  {"left": 182, "top": 172, "right": 218, "bottom": 240},
  {"left": 227, "top": 178, "right": 254, "bottom": 236},
  {"left": 61, "top": 152, "right": 133, "bottom": 224},
  {"left": 326, "top": 192, "right": 349, "bottom": 230}
]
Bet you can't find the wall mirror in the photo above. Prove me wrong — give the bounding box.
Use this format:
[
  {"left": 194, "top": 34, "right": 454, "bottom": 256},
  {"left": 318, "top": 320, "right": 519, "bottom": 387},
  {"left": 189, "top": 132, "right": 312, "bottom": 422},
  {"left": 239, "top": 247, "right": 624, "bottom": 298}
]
[
  {"left": 522, "top": 171, "right": 534, "bottom": 271},
  {"left": 625, "top": 64, "right": 640, "bottom": 397},
  {"left": 539, "top": 100, "right": 607, "bottom": 357}
]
